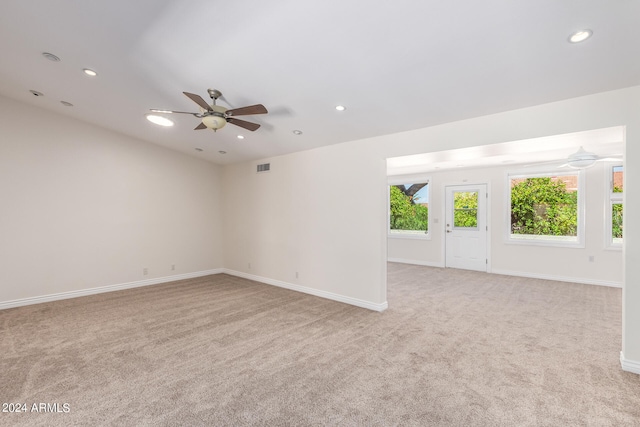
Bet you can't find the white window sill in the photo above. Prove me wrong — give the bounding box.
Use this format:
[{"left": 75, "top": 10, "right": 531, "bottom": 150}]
[
  {"left": 388, "top": 231, "right": 430, "bottom": 240},
  {"left": 605, "top": 239, "right": 623, "bottom": 251},
  {"left": 506, "top": 233, "right": 584, "bottom": 248}
]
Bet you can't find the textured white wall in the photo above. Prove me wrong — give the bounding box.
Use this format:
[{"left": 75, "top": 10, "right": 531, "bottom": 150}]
[
  {"left": 0, "top": 95, "right": 224, "bottom": 302},
  {"left": 387, "top": 160, "right": 623, "bottom": 286},
  {"left": 222, "top": 144, "right": 388, "bottom": 305}
]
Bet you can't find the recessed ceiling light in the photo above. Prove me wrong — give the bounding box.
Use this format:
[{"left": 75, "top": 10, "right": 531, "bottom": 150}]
[
  {"left": 60, "top": 101, "right": 73, "bottom": 107},
  {"left": 145, "top": 114, "right": 174, "bottom": 127},
  {"left": 83, "top": 68, "right": 98, "bottom": 77},
  {"left": 29, "top": 90, "right": 44, "bottom": 97},
  {"left": 218, "top": 150, "right": 227, "bottom": 155},
  {"left": 237, "top": 135, "right": 245, "bottom": 139},
  {"left": 335, "top": 105, "right": 346, "bottom": 111},
  {"left": 195, "top": 148, "right": 204, "bottom": 152},
  {"left": 293, "top": 130, "right": 303, "bottom": 135},
  {"left": 569, "top": 29, "right": 592, "bottom": 43},
  {"left": 42, "top": 52, "right": 60, "bottom": 62}
]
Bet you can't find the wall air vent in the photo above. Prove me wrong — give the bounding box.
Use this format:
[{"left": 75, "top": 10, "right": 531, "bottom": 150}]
[{"left": 257, "top": 163, "right": 271, "bottom": 173}]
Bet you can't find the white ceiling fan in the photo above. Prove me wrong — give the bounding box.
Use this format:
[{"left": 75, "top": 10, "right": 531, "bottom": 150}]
[
  {"left": 561, "top": 146, "right": 622, "bottom": 169},
  {"left": 522, "top": 146, "right": 622, "bottom": 169}
]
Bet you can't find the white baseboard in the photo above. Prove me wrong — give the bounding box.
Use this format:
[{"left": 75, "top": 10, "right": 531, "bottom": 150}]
[
  {"left": 621, "top": 352, "right": 640, "bottom": 375},
  {"left": 2, "top": 268, "right": 387, "bottom": 313},
  {"left": 0, "top": 269, "right": 224, "bottom": 310},
  {"left": 387, "top": 258, "right": 445, "bottom": 268},
  {"left": 222, "top": 269, "right": 388, "bottom": 312},
  {"left": 491, "top": 268, "right": 622, "bottom": 288}
]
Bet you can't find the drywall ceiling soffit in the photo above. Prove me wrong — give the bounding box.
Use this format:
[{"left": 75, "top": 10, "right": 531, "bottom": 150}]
[
  {"left": 386, "top": 126, "right": 624, "bottom": 176},
  {"left": 0, "top": 1, "right": 638, "bottom": 165}
]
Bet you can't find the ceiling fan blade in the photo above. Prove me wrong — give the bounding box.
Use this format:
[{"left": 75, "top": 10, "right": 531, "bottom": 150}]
[
  {"left": 597, "top": 157, "right": 623, "bottom": 162},
  {"left": 150, "top": 109, "right": 202, "bottom": 117},
  {"left": 521, "top": 159, "right": 562, "bottom": 168},
  {"left": 194, "top": 122, "right": 207, "bottom": 130},
  {"left": 226, "top": 104, "right": 268, "bottom": 116},
  {"left": 227, "top": 117, "right": 260, "bottom": 131},
  {"left": 183, "top": 92, "right": 212, "bottom": 111}
]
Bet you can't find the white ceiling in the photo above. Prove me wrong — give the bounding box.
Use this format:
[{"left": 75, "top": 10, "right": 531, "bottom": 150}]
[{"left": 0, "top": 1, "right": 638, "bottom": 165}]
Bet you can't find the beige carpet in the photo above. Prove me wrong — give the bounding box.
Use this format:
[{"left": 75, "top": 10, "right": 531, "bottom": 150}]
[{"left": 1, "top": 263, "right": 639, "bottom": 426}]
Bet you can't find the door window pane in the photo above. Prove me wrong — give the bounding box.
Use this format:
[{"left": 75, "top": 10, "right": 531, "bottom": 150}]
[{"left": 453, "top": 191, "right": 478, "bottom": 228}]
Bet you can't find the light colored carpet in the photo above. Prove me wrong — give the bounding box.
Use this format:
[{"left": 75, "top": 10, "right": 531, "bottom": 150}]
[{"left": 1, "top": 263, "right": 639, "bottom": 426}]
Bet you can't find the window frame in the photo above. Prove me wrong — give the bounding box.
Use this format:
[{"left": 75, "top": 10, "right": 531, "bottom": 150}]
[
  {"left": 505, "top": 169, "right": 585, "bottom": 248},
  {"left": 605, "top": 162, "right": 623, "bottom": 250},
  {"left": 388, "top": 174, "right": 431, "bottom": 240}
]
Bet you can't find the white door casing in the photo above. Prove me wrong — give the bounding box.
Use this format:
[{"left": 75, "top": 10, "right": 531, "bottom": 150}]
[{"left": 445, "top": 184, "right": 487, "bottom": 272}]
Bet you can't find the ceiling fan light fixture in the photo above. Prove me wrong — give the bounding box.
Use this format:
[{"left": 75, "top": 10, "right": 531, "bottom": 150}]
[
  {"left": 146, "top": 114, "right": 174, "bottom": 127},
  {"left": 568, "top": 159, "right": 596, "bottom": 168},
  {"left": 202, "top": 115, "right": 227, "bottom": 130}
]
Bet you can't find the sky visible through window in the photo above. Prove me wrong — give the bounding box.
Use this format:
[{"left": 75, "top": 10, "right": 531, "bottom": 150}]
[{"left": 403, "top": 184, "right": 428, "bottom": 204}]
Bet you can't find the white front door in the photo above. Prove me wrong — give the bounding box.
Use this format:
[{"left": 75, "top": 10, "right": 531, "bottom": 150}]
[{"left": 445, "top": 184, "right": 487, "bottom": 272}]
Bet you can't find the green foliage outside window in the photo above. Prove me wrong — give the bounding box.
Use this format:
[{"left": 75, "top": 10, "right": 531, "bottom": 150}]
[
  {"left": 389, "top": 185, "right": 428, "bottom": 232},
  {"left": 453, "top": 191, "right": 478, "bottom": 227},
  {"left": 613, "top": 203, "right": 623, "bottom": 239},
  {"left": 510, "top": 177, "right": 577, "bottom": 236}
]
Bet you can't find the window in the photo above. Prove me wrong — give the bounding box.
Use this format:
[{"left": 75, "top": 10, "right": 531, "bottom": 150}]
[
  {"left": 389, "top": 179, "right": 429, "bottom": 238},
  {"left": 507, "top": 171, "right": 583, "bottom": 246},
  {"left": 453, "top": 191, "right": 478, "bottom": 228},
  {"left": 607, "top": 164, "right": 623, "bottom": 248}
]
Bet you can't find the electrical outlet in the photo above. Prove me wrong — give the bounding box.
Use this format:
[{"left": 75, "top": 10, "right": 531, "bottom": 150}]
[
  {"left": 171, "top": 264, "right": 175, "bottom": 271},
  {"left": 295, "top": 271, "right": 299, "bottom": 279},
  {"left": 143, "top": 268, "right": 148, "bottom": 275},
  {"left": 589, "top": 255, "right": 595, "bottom": 262},
  {"left": 248, "top": 262, "right": 251, "bottom": 270}
]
